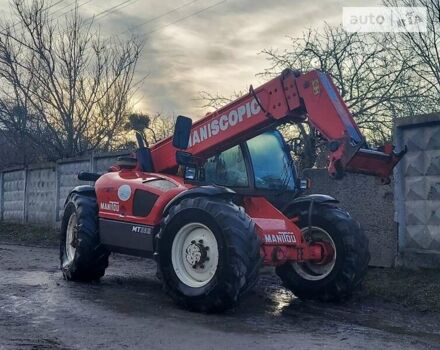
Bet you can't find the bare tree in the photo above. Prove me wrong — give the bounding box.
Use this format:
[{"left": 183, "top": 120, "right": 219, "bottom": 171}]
[
  {"left": 384, "top": 0, "right": 440, "bottom": 101},
  {"left": 0, "top": 0, "right": 143, "bottom": 162},
  {"left": 145, "top": 113, "right": 175, "bottom": 144},
  {"left": 198, "top": 90, "right": 245, "bottom": 110}
]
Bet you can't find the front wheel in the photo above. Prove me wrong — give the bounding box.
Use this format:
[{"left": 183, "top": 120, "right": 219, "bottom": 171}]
[
  {"left": 158, "top": 196, "right": 261, "bottom": 313},
  {"left": 276, "top": 204, "right": 370, "bottom": 301},
  {"left": 60, "top": 192, "right": 109, "bottom": 281}
]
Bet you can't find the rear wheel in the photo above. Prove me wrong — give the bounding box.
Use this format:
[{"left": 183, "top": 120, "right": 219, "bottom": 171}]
[
  {"left": 158, "top": 196, "right": 261, "bottom": 312},
  {"left": 293, "top": 226, "right": 337, "bottom": 281},
  {"left": 60, "top": 192, "right": 110, "bottom": 281},
  {"left": 276, "top": 204, "right": 370, "bottom": 301}
]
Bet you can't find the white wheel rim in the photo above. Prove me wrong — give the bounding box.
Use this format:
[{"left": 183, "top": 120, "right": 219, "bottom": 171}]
[
  {"left": 292, "top": 226, "right": 337, "bottom": 281},
  {"left": 171, "top": 223, "right": 219, "bottom": 288},
  {"left": 64, "top": 213, "right": 78, "bottom": 266}
]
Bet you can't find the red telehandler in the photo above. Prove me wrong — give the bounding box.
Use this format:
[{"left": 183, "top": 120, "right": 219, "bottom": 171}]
[{"left": 60, "top": 69, "right": 405, "bottom": 312}]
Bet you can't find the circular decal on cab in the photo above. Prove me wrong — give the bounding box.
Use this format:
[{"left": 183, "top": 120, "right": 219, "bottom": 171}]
[{"left": 117, "top": 184, "right": 132, "bottom": 201}]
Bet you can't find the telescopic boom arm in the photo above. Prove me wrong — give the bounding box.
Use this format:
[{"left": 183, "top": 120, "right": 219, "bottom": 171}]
[{"left": 150, "top": 69, "right": 405, "bottom": 183}]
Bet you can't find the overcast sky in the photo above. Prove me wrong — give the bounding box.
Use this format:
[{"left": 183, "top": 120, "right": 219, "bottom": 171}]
[{"left": 2, "top": 0, "right": 380, "bottom": 118}]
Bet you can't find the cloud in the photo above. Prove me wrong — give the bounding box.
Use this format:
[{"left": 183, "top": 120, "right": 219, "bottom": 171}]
[
  {"left": 123, "top": 0, "right": 345, "bottom": 118},
  {"left": 0, "top": 0, "right": 378, "bottom": 119}
]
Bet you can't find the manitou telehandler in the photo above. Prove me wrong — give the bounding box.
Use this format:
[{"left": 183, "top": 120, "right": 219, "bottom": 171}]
[{"left": 60, "top": 69, "right": 405, "bottom": 312}]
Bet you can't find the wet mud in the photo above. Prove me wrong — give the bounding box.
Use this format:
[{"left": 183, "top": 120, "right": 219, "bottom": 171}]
[{"left": 1, "top": 244, "right": 439, "bottom": 350}]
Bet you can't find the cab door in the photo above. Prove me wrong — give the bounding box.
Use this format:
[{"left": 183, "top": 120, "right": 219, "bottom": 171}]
[{"left": 204, "top": 144, "right": 250, "bottom": 188}]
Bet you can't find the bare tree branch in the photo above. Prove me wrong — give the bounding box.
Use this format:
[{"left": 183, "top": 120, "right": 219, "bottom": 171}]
[{"left": 0, "top": 0, "right": 143, "bottom": 163}]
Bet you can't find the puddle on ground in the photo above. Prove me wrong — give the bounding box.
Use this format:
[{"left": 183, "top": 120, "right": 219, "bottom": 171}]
[{"left": 0, "top": 270, "right": 51, "bottom": 286}]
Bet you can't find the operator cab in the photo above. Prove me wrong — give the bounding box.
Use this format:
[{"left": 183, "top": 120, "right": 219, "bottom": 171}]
[
  {"left": 204, "top": 130, "right": 296, "bottom": 190},
  {"left": 172, "top": 116, "right": 300, "bottom": 209},
  {"left": 203, "top": 130, "right": 299, "bottom": 208}
]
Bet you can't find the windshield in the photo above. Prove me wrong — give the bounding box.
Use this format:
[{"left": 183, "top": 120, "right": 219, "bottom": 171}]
[{"left": 247, "top": 131, "right": 296, "bottom": 191}]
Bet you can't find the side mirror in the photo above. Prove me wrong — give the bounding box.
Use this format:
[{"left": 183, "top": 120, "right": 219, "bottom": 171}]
[
  {"left": 173, "top": 115, "right": 192, "bottom": 149},
  {"left": 176, "top": 150, "right": 205, "bottom": 182}
]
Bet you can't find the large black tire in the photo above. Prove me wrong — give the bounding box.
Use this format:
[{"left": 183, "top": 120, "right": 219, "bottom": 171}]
[
  {"left": 276, "top": 203, "right": 370, "bottom": 301},
  {"left": 157, "top": 196, "right": 261, "bottom": 313},
  {"left": 60, "top": 192, "right": 110, "bottom": 281}
]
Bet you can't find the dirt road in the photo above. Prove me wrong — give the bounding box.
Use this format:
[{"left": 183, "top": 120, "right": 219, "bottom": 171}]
[{"left": 1, "top": 243, "right": 439, "bottom": 350}]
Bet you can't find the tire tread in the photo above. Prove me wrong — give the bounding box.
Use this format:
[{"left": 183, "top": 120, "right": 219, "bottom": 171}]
[
  {"left": 158, "top": 196, "right": 261, "bottom": 312},
  {"left": 60, "top": 193, "right": 109, "bottom": 281}
]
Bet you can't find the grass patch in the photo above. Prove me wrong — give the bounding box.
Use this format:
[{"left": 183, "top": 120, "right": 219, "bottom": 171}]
[
  {"left": 0, "top": 221, "right": 58, "bottom": 247},
  {"left": 364, "top": 267, "right": 440, "bottom": 312}
]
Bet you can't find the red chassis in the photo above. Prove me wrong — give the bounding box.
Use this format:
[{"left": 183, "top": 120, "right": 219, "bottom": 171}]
[
  {"left": 96, "top": 170, "right": 329, "bottom": 266},
  {"left": 94, "top": 69, "right": 403, "bottom": 266}
]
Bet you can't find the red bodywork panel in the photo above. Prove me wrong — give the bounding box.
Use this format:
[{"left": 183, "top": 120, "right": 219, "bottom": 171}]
[
  {"left": 243, "top": 197, "right": 323, "bottom": 265},
  {"left": 96, "top": 170, "right": 188, "bottom": 226}
]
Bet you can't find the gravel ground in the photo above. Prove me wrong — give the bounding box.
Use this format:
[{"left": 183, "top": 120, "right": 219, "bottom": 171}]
[{"left": 1, "top": 243, "right": 440, "bottom": 350}]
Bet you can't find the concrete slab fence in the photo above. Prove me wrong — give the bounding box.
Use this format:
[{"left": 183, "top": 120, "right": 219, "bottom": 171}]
[{"left": 0, "top": 151, "right": 129, "bottom": 227}]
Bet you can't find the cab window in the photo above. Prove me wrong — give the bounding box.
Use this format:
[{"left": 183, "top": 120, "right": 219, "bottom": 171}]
[
  {"left": 247, "top": 132, "right": 296, "bottom": 190},
  {"left": 204, "top": 145, "right": 248, "bottom": 187}
]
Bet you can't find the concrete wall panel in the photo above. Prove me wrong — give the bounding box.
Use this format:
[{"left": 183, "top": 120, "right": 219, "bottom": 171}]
[
  {"left": 3, "top": 170, "right": 25, "bottom": 222},
  {"left": 95, "top": 156, "right": 120, "bottom": 173},
  {"left": 57, "top": 161, "right": 91, "bottom": 221},
  {"left": 394, "top": 114, "right": 440, "bottom": 268},
  {"left": 26, "top": 168, "right": 56, "bottom": 224},
  {"left": 304, "top": 169, "right": 396, "bottom": 267}
]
